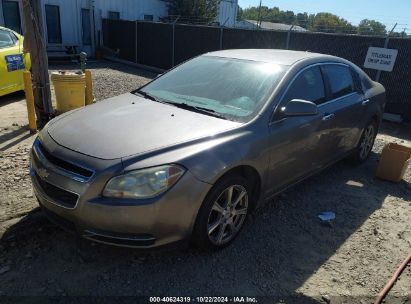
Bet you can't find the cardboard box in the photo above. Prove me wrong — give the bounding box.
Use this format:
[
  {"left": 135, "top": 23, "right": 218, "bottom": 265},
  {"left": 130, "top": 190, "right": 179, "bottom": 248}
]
[{"left": 376, "top": 143, "right": 411, "bottom": 182}]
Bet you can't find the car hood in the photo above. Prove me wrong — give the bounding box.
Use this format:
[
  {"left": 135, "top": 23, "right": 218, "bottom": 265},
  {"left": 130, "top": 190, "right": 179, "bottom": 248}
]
[{"left": 47, "top": 93, "right": 241, "bottom": 160}]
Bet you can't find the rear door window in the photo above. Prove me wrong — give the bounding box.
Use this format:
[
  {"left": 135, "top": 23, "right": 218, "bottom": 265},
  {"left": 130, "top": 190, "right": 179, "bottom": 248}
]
[
  {"left": 283, "top": 66, "right": 326, "bottom": 105},
  {"left": 323, "top": 65, "right": 355, "bottom": 99}
]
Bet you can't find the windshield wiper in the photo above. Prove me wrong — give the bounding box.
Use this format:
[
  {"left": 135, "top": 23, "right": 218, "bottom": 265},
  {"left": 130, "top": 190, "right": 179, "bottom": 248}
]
[
  {"left": 135, "top": 91, "right": 226, "bottom": 120},
  {"left": 171, "top": 103, "right": 227, "bottom": 120},
  {"left": 135, "top": 90, "right": 166, "bottom": 104}
]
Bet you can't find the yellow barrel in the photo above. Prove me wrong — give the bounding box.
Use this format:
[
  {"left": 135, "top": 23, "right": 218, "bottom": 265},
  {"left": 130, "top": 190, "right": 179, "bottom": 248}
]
[{"left": 51, "top": 72, "right": 86, "bottom": 113}]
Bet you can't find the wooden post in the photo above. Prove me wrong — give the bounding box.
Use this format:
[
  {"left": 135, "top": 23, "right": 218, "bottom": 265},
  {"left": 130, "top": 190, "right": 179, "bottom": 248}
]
[
  {"left": 23, "top": 71, "right": 37, "bottom": 134},
  {"left": 85, "top": 70, "right": 94, "bottom": 105},
  {"left": 22, "top": 0, "right": 53, "bottom": 128}
]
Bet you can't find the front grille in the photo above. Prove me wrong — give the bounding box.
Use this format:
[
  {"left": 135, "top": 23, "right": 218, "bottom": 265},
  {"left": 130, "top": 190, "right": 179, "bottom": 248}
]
[
  {"left": 37, "top": 141, "right": 94, "bottom": 178},
  {"left": 34, "top": 172, "right": 79, "bottom": 208}
]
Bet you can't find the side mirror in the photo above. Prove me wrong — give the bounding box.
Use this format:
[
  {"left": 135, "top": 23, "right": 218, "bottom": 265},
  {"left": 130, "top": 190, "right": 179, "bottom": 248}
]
[{"left": 281, "top": 99, "right": 318, "bottom": 117}]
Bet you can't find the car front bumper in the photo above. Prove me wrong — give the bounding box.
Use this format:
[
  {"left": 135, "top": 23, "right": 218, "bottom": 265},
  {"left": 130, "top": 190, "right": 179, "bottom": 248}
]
[{"left": 30, "top": 136, "right": 212, "bottom": 248}]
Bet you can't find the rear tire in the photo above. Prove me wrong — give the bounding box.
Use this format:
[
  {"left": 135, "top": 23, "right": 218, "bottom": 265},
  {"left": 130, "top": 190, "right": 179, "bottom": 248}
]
[
  {"left": 192, "top": 175, "right": 251, "bottom": 251},
  {"left": 350, "top": 120, "right": 377, "bottom": 164}
]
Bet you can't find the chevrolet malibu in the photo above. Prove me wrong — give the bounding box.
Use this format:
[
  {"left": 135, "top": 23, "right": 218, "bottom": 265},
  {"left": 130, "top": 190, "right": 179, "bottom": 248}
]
[{"left": 30, "top": 50, "right": 385, "bottom": 250}]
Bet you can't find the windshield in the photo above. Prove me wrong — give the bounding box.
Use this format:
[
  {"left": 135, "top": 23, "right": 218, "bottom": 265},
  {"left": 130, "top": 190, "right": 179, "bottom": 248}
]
[{"left": 138, "top": 56, "right": 286, "bottom": 122}]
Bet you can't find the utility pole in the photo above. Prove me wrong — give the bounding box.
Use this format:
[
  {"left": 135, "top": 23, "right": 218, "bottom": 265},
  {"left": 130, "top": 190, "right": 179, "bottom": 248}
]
[
  {"left": 22, "top": 0, "right": 53, "bottom": 128},
  {"left": 257, "top": 0, "right": 262, "bottom": 28}
]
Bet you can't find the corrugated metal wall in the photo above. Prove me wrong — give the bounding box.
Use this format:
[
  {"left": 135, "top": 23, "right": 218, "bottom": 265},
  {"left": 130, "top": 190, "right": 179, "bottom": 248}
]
[
  {"left": 95, "top": 0, "right": 167, "bottom": 22},
  {"left": 41, "top": 0, "right": 83, "bottom": 47},
  {"left": 1, "top": 0, "right": 168, "bottom": 53},
  {"left": 218, "top": 0, "right": 238, "bottom": 27},
  {"left": 40, "top": 0, "right": 167, "bottom": 52},
  {"left": 2, "top": 0, "right": 238, "bottom": 54}
]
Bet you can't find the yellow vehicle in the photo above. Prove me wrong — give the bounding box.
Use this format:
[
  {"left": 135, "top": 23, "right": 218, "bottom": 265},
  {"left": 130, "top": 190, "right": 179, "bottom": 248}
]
[{"left": 0, "top": 26, "right": 31, "bottom": 97}]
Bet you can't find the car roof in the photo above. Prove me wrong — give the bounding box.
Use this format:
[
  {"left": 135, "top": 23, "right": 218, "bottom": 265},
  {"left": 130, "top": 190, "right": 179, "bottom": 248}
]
[
  {"left": 206, "top": 49, "right": 335, "bottom": 66},
  {"left": 0, "top": 26, "right": 18, "bottom": 34}
]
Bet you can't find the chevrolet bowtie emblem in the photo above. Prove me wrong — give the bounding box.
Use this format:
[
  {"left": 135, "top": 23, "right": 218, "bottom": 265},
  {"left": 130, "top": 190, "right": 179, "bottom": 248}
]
[{"left": 37, "top": 168, "right": 49, "bottom": 179}]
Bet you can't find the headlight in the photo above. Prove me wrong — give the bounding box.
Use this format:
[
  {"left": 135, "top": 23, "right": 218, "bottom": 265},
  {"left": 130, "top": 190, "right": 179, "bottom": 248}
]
[{"left": 102, "top": 165, "right": 185, "bottom": 199}]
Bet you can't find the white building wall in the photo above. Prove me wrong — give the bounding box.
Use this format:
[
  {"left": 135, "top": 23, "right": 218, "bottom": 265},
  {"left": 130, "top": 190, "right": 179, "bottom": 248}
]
[
  {"left": 218, "top": 0, "right": 238, "bottom": 27},
  {"left": 2, "top": 0, "right": 239, "bottom": 55},
  {"left": 37, "top": 0, "right": 167, "bottom": 55},
  {"left": 94, "top": 0, "right": 167, "bottom": 22},
  {"left": 41, "top": 0, "right": 83, "bottom": 47}
]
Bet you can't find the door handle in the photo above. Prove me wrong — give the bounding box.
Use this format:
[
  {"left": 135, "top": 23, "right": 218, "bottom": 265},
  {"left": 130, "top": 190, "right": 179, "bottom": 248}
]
[
  {"left": 322, "top": 113, "right": 335, "bottom": 121},
  {"left": 362, "top": 99, "right": 370, "bottom": 106}
]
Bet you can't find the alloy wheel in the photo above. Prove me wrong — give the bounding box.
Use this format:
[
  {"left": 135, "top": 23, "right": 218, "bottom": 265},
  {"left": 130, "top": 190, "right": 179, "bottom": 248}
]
[
  {"left": 207, "top": 185, "right": 248, "bottom": 246},
  {"left": 359, "top": 124, "right": 375, "bottom": 160}
]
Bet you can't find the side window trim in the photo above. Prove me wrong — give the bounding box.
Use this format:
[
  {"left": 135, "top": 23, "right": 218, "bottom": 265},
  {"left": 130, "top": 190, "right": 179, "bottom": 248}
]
[
  {"left": 317, "top": 92, "right": 358, "bottom": 108},
  {"left": 319, "top": 65, "right": 332, "bottom": 101},
  {"left": 349, "top": 68, "right": 364, "bottom": 94}
]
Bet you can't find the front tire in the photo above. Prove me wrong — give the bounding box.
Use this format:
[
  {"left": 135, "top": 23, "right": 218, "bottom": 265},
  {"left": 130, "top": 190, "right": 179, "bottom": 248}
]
[
  {"left": 351, "top": 120, "right": 377, "bottom": 164},
  {"left": 192, "top": 175, "right": 251, "bottom": 251}
]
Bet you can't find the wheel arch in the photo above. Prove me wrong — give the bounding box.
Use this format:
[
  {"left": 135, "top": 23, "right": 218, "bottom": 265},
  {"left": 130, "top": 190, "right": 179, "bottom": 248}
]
[
  {"left": 212, "top": 165, "right": 262, "bottom": 210},
  {"left": 371, "top": 113, "right": 381, "bottom": 128}
]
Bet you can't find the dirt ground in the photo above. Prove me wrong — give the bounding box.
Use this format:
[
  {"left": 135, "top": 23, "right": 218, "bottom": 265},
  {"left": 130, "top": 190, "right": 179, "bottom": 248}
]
[{"left": 0, "top": 60, "right": 410, "bottom": 303}]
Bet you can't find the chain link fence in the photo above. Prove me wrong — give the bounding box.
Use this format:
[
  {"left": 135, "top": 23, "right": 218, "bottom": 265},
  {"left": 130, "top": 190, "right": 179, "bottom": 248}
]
[{"left": 102, "top": 19, "right": 411, "bottom": 121}]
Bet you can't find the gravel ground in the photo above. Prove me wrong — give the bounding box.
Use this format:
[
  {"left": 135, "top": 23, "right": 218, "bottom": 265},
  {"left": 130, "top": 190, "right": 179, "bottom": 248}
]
[
  {"left": 0, "top": 61, "right": 410, "bottom": 303},
  {"left": 49, "top": 60, "right": 157, "bottom": 101}
]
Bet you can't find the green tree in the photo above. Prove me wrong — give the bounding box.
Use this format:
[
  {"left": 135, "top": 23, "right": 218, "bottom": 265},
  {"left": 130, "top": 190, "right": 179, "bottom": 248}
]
[
  {"left": 309, "top": 12, "right": 356, "bottom": 34},
  {"left": 282, "top": 10, "right": 296, "bottom": 24},
  {"left": 296, "top": 12, "right": 308, "bottom": 28},
  {"left": 391, "top": 30, "right": 408, "bottom": 38},
  {"left": 237, "top": 5, "right": 243, "bottom": 20},
  {"left": 358, "top": 19, "right": 387, "bottom": 36},
  {"left": 166, "top": 0, "right": 220, "bottom": 23},
  {"left": 240, "top": 7, "right": 357, "bottom": 33},
  {"left": 241, "top": 6, "right": 283, "bottom": 23}
]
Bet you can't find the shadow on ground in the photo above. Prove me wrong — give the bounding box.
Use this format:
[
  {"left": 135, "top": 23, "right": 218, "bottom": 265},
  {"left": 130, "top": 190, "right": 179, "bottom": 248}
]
[
  {"left": 1, "top": 148, "right": 410, "bottom": 301},
  {"left": 379, "top": 121, "right": 411, "bottom": 141},
  {"left": 0, "top": 91, "right": 25, "bottom": 109},
  {"left": 0, "top": 126, "right": 31, "bottom": 151}
]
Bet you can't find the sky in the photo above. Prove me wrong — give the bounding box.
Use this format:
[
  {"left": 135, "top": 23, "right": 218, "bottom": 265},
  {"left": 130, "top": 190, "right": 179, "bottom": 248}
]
[{"left": 238, "top": 0, "right": 411, "bottom": 31}]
